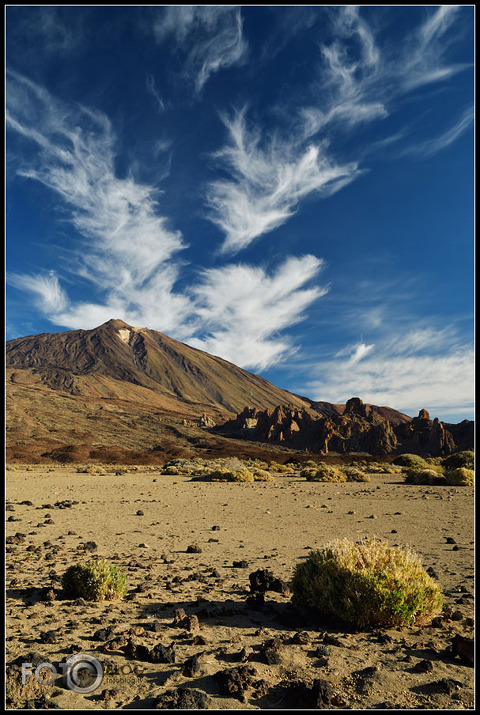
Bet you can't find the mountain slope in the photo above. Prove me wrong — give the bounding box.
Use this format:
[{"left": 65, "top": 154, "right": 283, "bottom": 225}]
[
  {"left": 6, "top": 318, "right": 311, "bottom": 416},
  {"left": 6, "top": 319, "right": 422, "bottom": 462}
]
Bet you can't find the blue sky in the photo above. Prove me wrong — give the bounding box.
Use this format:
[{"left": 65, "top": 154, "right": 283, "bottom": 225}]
[{"left": 6, "top": 5, "right": 474, "bottom": 422}]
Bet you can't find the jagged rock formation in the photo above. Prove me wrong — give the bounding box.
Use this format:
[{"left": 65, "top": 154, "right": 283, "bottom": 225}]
[{"left": 219, "top": 399, "right": 467, "bottom": 457}]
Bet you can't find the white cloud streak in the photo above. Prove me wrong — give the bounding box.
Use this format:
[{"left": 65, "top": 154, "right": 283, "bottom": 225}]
[
  {"left": 402, "top": 107, "right": 474, "bottom": 158},
  {"left": 188, "top": 255, "right": 327, "bottom": 369},
  {"left": 6, "top": 69, "right": 192, "bottom": 334},
  {"left": 153, "top": 6, "right": 247, "bottom": 93},
  {"left": 207, "top": 108, "right": 361, "bottom": 254},
  {"left": 304, "top": 327, "right": 473, "bottom": 419},
  {"left": 8, "top": 271, "right": 68, "bottom": 314},
  {"left": 6, "top": 72, "right": 328, "bottom": 370}
]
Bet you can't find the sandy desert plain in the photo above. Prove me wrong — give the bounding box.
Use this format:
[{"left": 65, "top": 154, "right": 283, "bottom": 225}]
[{"left": 5, "top": 461, "right": 475, "bottom": 710}]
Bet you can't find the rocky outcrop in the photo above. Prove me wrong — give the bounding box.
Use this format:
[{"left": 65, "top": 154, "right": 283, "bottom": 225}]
[{"left": 219, "top": 400, "right": 468, "bottom": 457}]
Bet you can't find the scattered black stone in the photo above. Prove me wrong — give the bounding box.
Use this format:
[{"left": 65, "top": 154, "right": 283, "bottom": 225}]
[
  {"left": 425, "top": 678, "right": 463, "bottom": 695},
  {"left": 248, "top": 569, "right": 290, "bottom": 604},
  {"left": 445, "top": 537, "right": 456, "bottom": 544},
  {"left": 136, "top": 510, "right": 144, "bottom": 516},
  {"left": 13, "top": 652, "right": 46, "bottom": 668},
  {"left": 290, "top": 631, "right": 311, "bottom": 645},
  {"left": 413, "top": 659, "right": 434, "bottom": 673},
  {"left": 323, "top": 634, "right": 347, "bottom": 647},
  {"left": 38, "top": 630, "right": 61, "bottom": 644},
  {"left": 124, "top": 639, "right": 151, "bottom": 662},
  {"left": 20, "top": 500, "right": 34, "bottom": 506},
  {"left": 104, "top": 636, "right": 129, "bottom": 652},
  {"left": 182, "top": 654, "right": 201, "bottom": 677},
  {"left": 232, "top": 560, "right": 249, "bottom": 568},
  {"left": 451, "top": 634, "right": 474, "bottom": 666},
  {"left": 186, "top": 544, "right": 202, "bottom": 553},
  {"left": 275, "top": 677, "right": 336, "bottom": 708},
  {"left": 215, "top": 665, "right": 258, "bottom": 700},
  {"left": 6, "top": 533, "right": 26, "bottom": 545},
  {"left": 6, "top": 505, "right": 15, "bottom": 511},
  {"left": 450, "top": 610, "right": 463, "bottom": 621},
  {"left": 155, "top": 687, "right": 210, "bottom": 710},
  {"left": 150, "top": 642, "right": 176, "bottom": 664},
  {"left": 94, "top": 626, "right": 117, "bottom": 642},
  {"left": 211, "top": 525, "right": 221, "bottom": 531},
  {"left": 150, "top": 621, "right": 163, "bottom": 633},
  {"left": 258, "top": 637, "right": 284, "bottom": 665}
]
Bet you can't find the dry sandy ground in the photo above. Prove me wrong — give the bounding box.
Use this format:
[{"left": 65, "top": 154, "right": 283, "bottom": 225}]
[{"left": 5, "top": 466, "right": 475, "bottom": 710}]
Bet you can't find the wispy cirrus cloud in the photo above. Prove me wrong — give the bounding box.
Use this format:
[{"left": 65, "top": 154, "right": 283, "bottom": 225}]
[
  {"left": 401, "top": 107, "right": 474, "bottom": 158},
  {"left": 153, "top": 6, "right": 247, "bottom": 93},
  {"left": 207, "top": 108, "right": 361, "bottom": 254},
  {"left": 188, "top": 255, "right": 327, "bottom": 369},
  {"left": 402, "top": 5, "right": 466, "bottom": 91},
  {"left": 303, "top": 325, "right": 473, "bottom": 419},
  {"left": 8, "top": 271, "right": 68, "bottom": 314},
  {"left": 6, "top": 69, "right": 192, "bottom": 334},
  {"left": 145, "top": 73, "right": 166, "bottom": 113},
  {"left": 301, "top": 6, "right": 469, "bottom": 138},
  {"left": 6, "top": 72, "right": 328, "bottom": 369}
]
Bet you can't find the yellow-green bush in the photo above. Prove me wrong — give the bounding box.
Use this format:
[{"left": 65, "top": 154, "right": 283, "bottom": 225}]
[
  {"left": 392, "top": 454, "right": 427, "bottom": 468},
  {"left": 445, "top": 468, "right": 474, "bottom": 486},
  {"left": 305, "top": 463, "right": 347, "bottom": 482},
  {"left": 290, "top": 538, "right": 443, "bottom": 629},
  {"left": 268, "top": 462, "right": 291, "bottom": 473},
  {"left": 403, "top": 468, "right": 446, "bottom": 485},
  {"left": 76, "top": 465, "right": 106, "bottom": 475},
  {"left": 252, "top": 469, "right": 275, "bottom": 482},
  {"left": 343, "top": 466, "right": 371, "bottom": 482},
  {"left": 62, "top": 560, "right": 127, "bottom": 601},
  {"left": 442, "top": 451, "right": 474, "bottom": 470}
]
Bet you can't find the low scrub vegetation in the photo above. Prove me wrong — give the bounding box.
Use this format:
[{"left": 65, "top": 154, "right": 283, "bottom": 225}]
[
  {"left": 445, "top": 467, "right": 475, "bottom": 486},
  {"left": 62, "top": 560, "right": 128, "bottom": 601},
  {"left": 403, "top": 468, "right": 446, "bottom": 485},
  {"left": 290, "top": 537, "right": 443, "bottom": 629},
  {"left": 301, "top": 463, "right": 370, "bottom": 483},
  {"left": 442, "top": 451, "right": 474, "bottom": 470},
  {"left": 392, "top": 454, "right": 427, "bottom": 468}
]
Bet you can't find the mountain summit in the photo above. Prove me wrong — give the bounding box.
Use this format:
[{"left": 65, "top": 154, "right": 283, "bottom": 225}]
[{"left": 6, "top": 318, "right": 312, "bottom": 416}]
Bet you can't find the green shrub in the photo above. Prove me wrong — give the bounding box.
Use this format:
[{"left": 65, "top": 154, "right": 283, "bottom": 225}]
[
  {"left": 445, "top": 468, "right": 474, "bottom": 486},
  {"left": 62, "top": 560, "right": 128, "bottom": 601},
  {"left": 76, "top": 465, "right": 105, "bottom": 474},
  {"left": 343, "top": 466, "right": 371, "bottom": 482},
  {"left": 392, "top": 454, "right": 427, "bottom": 468},
  {"left": 252, "top": 469, "right": 275, "bottom": 482},
  {"left": 268, "top": 462, "right": 291, "bottom": 473},
  {"left": 442, "top": 451, "right": 474, "bottom": 470},
  {"left": 403, "top": 468, "right": 446, "bottom": 485},
  {"left": 290, "top": 538, "right": 442, "bottom": 629},
  {"left": 305, "top": 463, "right": 347, "bottom": 482},
  {"left": 163, "top": 465, "right": 180, "bottom": 475}
]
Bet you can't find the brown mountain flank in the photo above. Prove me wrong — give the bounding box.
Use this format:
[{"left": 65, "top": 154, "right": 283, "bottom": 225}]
[{"left": 6, "top": 319, "right": 471, "bottom": 463}]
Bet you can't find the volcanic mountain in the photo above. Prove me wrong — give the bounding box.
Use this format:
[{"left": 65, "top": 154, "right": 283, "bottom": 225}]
[
  {"left": 6, "top": 318, "right": 314, "bottom": 462},
  {"left": 8, "top": 318, "right": 454, "bottom": 464}
]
